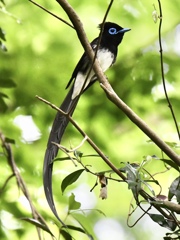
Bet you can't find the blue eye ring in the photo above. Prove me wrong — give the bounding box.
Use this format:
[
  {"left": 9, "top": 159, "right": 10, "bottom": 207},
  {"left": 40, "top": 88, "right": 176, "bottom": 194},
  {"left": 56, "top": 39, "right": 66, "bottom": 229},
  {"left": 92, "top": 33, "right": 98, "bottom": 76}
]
[{"left": 108, "top": 28, "right": 117, "bottom": 35}]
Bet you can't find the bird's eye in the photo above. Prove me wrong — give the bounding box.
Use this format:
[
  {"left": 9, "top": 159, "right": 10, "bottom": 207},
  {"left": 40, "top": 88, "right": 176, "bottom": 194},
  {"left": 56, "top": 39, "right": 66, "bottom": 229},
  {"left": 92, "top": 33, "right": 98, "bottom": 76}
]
[{"left": 108, "top": 28, "right": 117, "bottom": 35}]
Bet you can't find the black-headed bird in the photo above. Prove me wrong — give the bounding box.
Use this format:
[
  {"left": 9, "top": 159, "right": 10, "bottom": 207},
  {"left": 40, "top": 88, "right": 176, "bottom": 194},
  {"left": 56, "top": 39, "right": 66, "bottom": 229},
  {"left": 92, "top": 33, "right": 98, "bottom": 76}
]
[{"left": 43, "top": 22, "right": 130, "bottom": 224}]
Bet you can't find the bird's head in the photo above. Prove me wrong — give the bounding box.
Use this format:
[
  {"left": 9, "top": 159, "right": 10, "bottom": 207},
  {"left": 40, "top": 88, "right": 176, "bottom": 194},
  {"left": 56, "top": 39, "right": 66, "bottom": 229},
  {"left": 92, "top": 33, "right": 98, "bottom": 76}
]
[{"left": 98, "top": 22, "right": 131, "bottom": 47}]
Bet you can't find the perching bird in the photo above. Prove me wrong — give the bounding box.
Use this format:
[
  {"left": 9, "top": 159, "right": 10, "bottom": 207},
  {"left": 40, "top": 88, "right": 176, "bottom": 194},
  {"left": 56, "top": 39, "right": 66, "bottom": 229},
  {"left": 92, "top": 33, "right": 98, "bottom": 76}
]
[{"left": 43, "top": 22, "right": 130, "bottom": 224}]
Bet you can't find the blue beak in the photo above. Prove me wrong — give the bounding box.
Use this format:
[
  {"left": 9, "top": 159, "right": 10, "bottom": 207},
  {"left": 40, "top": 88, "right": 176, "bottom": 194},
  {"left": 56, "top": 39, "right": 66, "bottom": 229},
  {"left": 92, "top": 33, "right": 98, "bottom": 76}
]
[{"left": 118, "top": 28, "right": 131, "bottom": 33}]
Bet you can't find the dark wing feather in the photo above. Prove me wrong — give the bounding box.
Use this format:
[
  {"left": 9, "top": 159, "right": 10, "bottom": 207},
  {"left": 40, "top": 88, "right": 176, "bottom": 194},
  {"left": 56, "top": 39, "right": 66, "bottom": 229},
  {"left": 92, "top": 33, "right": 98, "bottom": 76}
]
[{"left": 66, "top": 38, "right": 98, "bottom": 89}]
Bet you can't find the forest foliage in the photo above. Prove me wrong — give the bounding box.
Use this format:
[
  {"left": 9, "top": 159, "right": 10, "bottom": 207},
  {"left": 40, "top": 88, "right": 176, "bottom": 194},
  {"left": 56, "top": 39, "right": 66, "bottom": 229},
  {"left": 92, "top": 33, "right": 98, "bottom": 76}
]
[{"left": 0, "top": 0, "right": 180, "bottom": 239}]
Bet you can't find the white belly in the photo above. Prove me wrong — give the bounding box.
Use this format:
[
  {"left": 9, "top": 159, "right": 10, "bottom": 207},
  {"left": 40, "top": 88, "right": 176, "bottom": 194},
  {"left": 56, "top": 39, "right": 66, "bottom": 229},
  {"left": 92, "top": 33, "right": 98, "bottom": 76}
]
[
  {"left": 72, "top": 49, "right": 114, "bottom": 99},
  {"left": 97, "top": 48, "right": 114, "bottom": 72}
]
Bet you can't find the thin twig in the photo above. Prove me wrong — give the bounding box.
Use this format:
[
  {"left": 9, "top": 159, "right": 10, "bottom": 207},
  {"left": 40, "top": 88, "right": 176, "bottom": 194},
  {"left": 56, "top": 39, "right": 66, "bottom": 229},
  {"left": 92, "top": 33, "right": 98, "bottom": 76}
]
[
  {"left": 52, "top": 142, "right": 77, "bottom": 166},
  {"left": 58, "top": 0, "right": 114, "bottom": 114},
  {"left": 0, "top": 173, "right": 15, "bottom": 194},
  {"left": 29, "top": 0, "right": 74, "bottom": 29},
  {"left": 157, "top": 0, "right": 180, "bottom": 140},
  {"left": 56, "top": 0, "right": 110, "bottom": 87},
  {"left": 56, "top": 0, "right": 180, "bottom": 167},
  {"left": 36, "top": 95, "right": 127, "bottom": 181},
  {"left": 77, "top": 0, "right": 114, "bottom": 100},
  {"left": 127, "top": 205, "right": 152, "bottom": 228},
  {"left": 60, "top": 136, "right": 88, "bottom": 153},
  {"left": 95, "top": 0, "right": 114, "bottom": 53},
  {"left": 40, "top": 0, "right": 179, "bottom": 226},
  {"left": 37, "top": 95, "right": 176, "bottom": 222}
]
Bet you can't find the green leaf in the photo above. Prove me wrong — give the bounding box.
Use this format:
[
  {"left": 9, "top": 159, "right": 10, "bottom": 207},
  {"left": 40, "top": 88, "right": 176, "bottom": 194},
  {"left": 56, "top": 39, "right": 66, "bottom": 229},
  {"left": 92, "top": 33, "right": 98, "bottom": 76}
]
[
  {"left": 165, "top": 141, "right": 179, "bottom": 148},
  {"left": 0, "top": 41, "right": 7, "bottom": 52},
  {"left": 5, "top": 137, "right": 16, "bottom": 144},
  {"left": 160, "top": 159, "right": 179, "bottom": 172},
  {"left": 0, "top": 79, "right": 16, "bottom": 88},
  {"left": 64, "top": 224, "right": 87, "bottom": 234},
  {"left": 0, "top": 92, "right": 9, "bottom": 99},
  {"left": 61, "top": 169, "right": 84, "bottom": 194},
  {"left": 21, "top": 217, "right": 54, "bottom": 236},
  {"left": 68, "top": 193, "right": 81, "bottom": 211},
  {"left": 168, "top": 177, "right": 180, "bottom": 202},
  {"left": 149, "top": 214, "right": 176, "bottom": 231},
  {"left": 74, "top": 150, "right": 83, "bottom": 158},
  {"left": 71, "top": 214, "right": 94, "bottom": 239},
  {"left": 163, "top": 237, "right": 171, "bottom": 240},
  {"left": 60, "top": 230, "right": 72, "bottom": 240},
  {"left": 82, "top": 154, "right": 100, "bottom": 158},
  {"left": 53, "top": 156, "right": 73, "bottom": 162},
  {"left": 141, "top": 180, "right": 155, "bottom": 196},
  {"left": 125, "top": 163, "right": 141, "bottom": 201},
  {"left": 0, "top": 97, "right": 8, "bottom": 113},
  {"left": 61, "top": 226, "right": 94, "bottom": 240},
  {"left": 0, "top": 28, "right": 6, "bottom": 41},
  {"left": 147, "top": 140, "right": 179, "bottom": 149},
  {"left": 0, "top": 0, "right": 5, "bottom": 6}
]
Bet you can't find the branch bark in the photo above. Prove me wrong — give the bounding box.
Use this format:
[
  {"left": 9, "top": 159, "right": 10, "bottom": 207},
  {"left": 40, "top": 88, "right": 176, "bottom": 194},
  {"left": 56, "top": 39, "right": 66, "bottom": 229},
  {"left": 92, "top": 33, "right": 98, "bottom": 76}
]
[
  {"left": 56, "top": 0, "right": 180, "bottom": 166},
  {"left": 37, "top": 95, "right": 175, "bottom": 223}
]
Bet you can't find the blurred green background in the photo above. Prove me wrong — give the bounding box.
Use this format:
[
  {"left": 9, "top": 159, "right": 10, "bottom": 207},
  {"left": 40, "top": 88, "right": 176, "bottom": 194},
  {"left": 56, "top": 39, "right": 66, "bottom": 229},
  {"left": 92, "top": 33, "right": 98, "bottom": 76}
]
[{"left": 1, "top": 0, "right": 180, "bottom": 239}]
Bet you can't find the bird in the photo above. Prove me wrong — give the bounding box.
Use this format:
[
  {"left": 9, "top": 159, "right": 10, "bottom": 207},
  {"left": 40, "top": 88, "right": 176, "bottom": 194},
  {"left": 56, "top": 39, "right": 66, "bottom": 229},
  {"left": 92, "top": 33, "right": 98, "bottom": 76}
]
[{"left": 43, "top": 22, "right": 130, "bottom": 224}]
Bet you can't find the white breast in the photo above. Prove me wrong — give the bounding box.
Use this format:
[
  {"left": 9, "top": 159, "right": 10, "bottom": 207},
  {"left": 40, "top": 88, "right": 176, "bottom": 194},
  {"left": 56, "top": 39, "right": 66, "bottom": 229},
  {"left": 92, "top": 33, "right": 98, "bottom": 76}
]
[
  {"left": 97, "top": 48, "right": 114, "bottom": 72},
  {"left": 72, "top": 49, "right": 114, "bottom": 99}
]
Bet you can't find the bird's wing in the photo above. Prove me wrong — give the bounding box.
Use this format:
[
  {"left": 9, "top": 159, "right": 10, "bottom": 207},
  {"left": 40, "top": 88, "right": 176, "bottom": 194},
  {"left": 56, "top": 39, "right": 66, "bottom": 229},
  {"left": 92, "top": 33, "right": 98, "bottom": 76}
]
[{"left": 66, "top": 38, "right": 98, "bottom": 89}]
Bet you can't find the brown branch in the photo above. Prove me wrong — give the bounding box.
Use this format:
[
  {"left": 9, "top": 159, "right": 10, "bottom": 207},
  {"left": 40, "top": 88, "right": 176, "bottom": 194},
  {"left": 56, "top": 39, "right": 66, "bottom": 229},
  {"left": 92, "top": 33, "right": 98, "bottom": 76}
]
[
  {"left": 68, "top": 0, "right": 114, "bottom": 112},
  {"left": 55, "top": 0, "right": 180, "bottom": 167},
  {"left": 36, "top": 95, "right": 127, "bottom": 181},
  {"left": 56, "top": 0, "right": 109, "bottom": 84},
  {"left": 37, "top": 95, "right": 176, "bottom": 223},
  {"left": 101, "top": 84, "right": 180, "bottom": 166},
  {"left": 36, "top": 0, "right": 180, "bottom": 225}
]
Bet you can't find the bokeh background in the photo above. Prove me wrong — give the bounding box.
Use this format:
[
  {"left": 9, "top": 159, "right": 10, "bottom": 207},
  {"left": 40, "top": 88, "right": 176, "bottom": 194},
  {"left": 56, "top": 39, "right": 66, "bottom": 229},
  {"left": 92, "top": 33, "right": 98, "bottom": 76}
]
[{"left": 1, "top": 0, "right": 180, "bottom": 239}]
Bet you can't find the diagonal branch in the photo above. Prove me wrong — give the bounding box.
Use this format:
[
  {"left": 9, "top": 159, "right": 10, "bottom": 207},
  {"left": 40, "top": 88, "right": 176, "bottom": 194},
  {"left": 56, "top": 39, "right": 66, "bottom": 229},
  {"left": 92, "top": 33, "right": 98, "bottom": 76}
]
[
  {"left": 37, "top": 95, "right": 175, "bottom": 222},
  {"left": 67, "top": 0, "right": 114, "bottom": 113},
  {"left": 56, "top": 0, "right": 180, "bottom": 166},
  {"left": 36, "top": 95, "right": 126, "bottom": 181}
]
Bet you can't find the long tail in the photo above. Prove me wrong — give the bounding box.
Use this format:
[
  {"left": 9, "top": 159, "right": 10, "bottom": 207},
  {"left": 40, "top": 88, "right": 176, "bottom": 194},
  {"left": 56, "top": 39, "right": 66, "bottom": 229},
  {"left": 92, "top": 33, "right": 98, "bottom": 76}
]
[{"left": 43, "top": 85, "right": 78, "bottom": 225}]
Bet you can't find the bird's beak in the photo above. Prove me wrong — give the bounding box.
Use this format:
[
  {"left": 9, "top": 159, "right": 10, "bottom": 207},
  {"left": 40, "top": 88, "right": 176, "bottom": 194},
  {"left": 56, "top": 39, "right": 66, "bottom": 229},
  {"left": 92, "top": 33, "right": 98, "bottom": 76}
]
[{"left": 118, "top": 28, "right": 131, "bottom": 33}]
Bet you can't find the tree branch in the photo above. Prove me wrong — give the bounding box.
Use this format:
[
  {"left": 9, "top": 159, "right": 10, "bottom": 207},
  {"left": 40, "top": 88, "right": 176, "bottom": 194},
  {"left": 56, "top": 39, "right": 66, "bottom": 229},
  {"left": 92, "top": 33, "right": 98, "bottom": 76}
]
[
  {"left": 56, "top": 0, "right": 180, "bottom": 166},
  {"left": 34, "top": 0, "right": 180, "bottom": 228},
  {"left": 36, "top": 95, "right": 126, "bottom": 181},
  {"left": 37, "top": 95, "right": 175, "bottom": 222}
]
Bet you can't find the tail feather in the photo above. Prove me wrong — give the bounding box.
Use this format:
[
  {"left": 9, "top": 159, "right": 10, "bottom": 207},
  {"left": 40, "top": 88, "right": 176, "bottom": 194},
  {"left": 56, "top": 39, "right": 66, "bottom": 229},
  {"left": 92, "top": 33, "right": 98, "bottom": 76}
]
[{"left": 43, "top": 85, "right": 78, "bottom": 225}]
